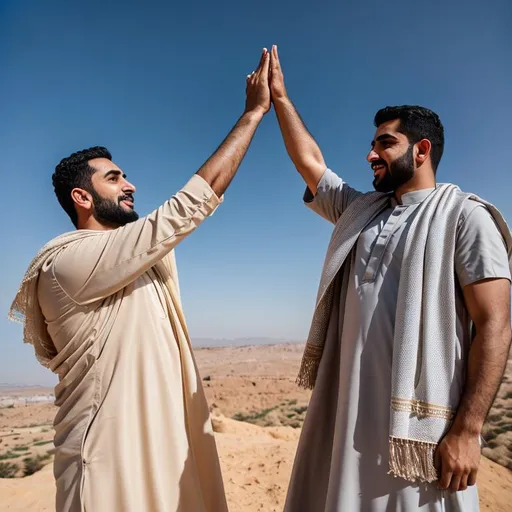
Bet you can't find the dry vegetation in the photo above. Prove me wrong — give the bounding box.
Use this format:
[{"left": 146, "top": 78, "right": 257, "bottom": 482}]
[
  {"left": 0, "top": 402, "right": 55, "bottom": 479},
  {"left": 0, "top": 343, "right": 510, "bottom": 511},
  {"left": 481, "top": 350, "right": 512, "bottom": 469}
]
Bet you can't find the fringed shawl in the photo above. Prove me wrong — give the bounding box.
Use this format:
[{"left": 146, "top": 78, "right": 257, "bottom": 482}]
[{"left": 297, "top": 184, "right": 512, "bottom": 482}]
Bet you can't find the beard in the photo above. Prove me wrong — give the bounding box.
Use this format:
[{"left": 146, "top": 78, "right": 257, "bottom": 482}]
[
  {"left": 372, "top": 144, "right": 415, "bottom": 193},
  {"left": 90, "top": 189, "right": 139, "bottom": 228}
]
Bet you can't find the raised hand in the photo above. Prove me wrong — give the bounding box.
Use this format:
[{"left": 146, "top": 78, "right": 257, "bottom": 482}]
[
  {"left": 245, "top": 48, "right": 271, "bottom": 116},
  {"left": 269, "top": 45, "right": 326, "bottom": 194},
  {"left": 270, "top": 45, "right": 288, "bottom": 102}
]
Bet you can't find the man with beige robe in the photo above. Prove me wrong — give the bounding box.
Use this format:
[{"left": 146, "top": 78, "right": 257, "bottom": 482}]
[{"left": 9, "top": 48, "right": 272, "bottom": 512}]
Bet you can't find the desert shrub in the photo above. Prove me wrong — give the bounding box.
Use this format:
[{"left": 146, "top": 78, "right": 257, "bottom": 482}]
[
  {"left": 23, "top": 453, "right": 51, "bottom": 476},
  {"left": 487, "top": 412, "right": 502, "bottom": 422},
  {"left": 253, "top": 407, "right": 277, "bottom": 420},
  {"left": 33, "top": 440, "right": 53, "bottom": 447},
  {"left": 0, "top": 452, "right": 21, "bottom": 460},
  {"left": 0, "top": 462, "right": 18, "bottom": 478},
  {"left": 232, "top": 406, "right": 278, "bottom": 424}
]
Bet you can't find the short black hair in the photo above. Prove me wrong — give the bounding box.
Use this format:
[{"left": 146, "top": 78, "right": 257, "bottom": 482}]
[
  {"left": 52, "top": 146, "right": 112, "bottom": 227},
  {"left": 374, "top": 105, "right": 445, "bottom": 173}
]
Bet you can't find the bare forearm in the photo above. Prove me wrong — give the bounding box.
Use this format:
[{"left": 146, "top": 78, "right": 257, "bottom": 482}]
[
  {"left": 273, "top": 97, "right": 326, "bottom": 194},
  {"left": 452, "top": 325, "right": 511, "bottom": 435},
  {"left": 197, "top": 110, "right": 264, "bottom": 197}
]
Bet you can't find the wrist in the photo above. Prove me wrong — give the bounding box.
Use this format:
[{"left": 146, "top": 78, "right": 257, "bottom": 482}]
[
  {"left": 272, "top": 94, "right": 292, "bottom": 109},
  {"left": 450, "top": 416, "right": 483, "bottom": 437},
  {"left": 242, "top": 107, "right": 266, "bottom": 123}
]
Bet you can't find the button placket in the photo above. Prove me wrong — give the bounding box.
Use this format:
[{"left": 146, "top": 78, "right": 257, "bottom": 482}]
[{"left": 362, "top": 206, "right": 408, "bottom": 283}]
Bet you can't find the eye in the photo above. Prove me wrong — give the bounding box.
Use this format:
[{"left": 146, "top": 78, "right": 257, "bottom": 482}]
[{"left": 109, "top": 176, "right": 118, "bottom": 182}]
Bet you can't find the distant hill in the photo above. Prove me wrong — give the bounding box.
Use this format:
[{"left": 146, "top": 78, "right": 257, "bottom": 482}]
[
  {"left": 192, "top": 337, "right": 302, "bottom": 348},
  {"left": 0, "top": 383, "right": 46, "bottom": 389}
]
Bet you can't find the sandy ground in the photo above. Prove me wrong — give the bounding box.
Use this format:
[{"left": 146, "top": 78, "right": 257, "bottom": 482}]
[{"left": 0, "top": 343, "right": 510, "bottom": 511}]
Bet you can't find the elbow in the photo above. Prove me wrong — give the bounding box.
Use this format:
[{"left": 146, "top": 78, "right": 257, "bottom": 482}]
[
  {"left": 295, "top": 158, "right": 326, "bottom": 194},
  {"left": 294, "top": 151, "right": 325, "bottom": 172}
]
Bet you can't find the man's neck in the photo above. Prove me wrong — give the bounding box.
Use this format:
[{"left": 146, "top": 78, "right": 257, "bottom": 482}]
[
  {"left": 78, "top": 216, "right": 116, "bottom": 231},
  {"left": 394, "top": 175, "right": 436, "bottom": 204}
]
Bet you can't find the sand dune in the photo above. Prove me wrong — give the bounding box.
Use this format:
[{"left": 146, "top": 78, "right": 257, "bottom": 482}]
[
  {"left": 0, "top": 416, "right": 511, "bottom": 511},
  {"left": 0, "top": 343, "right": 510, "bottom": 510}
]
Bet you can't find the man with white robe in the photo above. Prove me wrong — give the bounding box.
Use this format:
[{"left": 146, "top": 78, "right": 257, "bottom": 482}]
[{"left": 269, "top": 45, "right": 512, "bottom": 511}]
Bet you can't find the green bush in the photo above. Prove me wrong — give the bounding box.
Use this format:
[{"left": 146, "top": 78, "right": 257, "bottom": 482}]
[
  {"left": 0, "top": 452, "right": 21, "bottom": 460},
  {"left": 13, "top": 446, "right": 29, "bottom": 452},
  {"left": 0, "top": 462, "right": 18, "bottom": 478},
  {"left": 23, "top": 453, "right": 51, "bottom": 476},
  {"left": 33, "top": 440, "right": 53, "bottom": 447},
  {"left": 232, "top": 406, "right": 278, "bottom": 424}
]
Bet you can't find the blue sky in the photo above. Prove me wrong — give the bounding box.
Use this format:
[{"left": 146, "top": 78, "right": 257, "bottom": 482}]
[{"left": 1, "top": 0, "right": 510, "bottom": 386}]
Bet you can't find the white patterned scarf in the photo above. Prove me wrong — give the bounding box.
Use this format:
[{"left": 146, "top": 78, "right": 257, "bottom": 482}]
[{"left": 297, "top": 184, "right": 512, "bottom": 482}]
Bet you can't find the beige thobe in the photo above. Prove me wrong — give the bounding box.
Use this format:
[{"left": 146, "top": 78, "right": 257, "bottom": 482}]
[{"left": 37, "top": 175, "right": 228, "bottom": 512}]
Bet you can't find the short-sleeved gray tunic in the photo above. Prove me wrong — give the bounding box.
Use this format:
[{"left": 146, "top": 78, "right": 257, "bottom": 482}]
[{"left": 285, "top": 169, "right": 511, "bottom": 512}]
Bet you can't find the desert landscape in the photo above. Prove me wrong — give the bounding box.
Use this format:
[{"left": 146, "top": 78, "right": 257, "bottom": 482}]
[{"left": 0, "top": 342, "right": 511, "bottom": 511}]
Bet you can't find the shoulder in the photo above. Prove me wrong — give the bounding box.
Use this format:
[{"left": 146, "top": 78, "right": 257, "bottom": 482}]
[
  {"left": 37, "top": 231, "right": 104, "bottom": 282},
  {"left": 458, "top": 198, "right": 487, "bottom": 226},
  {"left": 450, "top": 189, "right": 500, "bottom": 232}
]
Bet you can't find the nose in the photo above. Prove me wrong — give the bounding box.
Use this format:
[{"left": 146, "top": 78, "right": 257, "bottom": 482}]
[
  {"left": 123, "top": 179, "right": 136, "bottom": 194},
  {"left": 367, "top": 148, "right": 380, "bottom": 163}
]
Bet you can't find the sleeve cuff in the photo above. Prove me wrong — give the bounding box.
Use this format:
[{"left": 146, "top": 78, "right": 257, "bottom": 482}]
[
  {"left": 303, "top": 168, "right": 333, "bottom": 204},
  {"left": 182, "top": 174, "right": 224, "bottom": 215}
]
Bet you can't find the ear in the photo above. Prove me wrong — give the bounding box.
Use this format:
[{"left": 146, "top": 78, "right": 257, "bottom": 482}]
[
  {"left": 415, "top": 139, "right": 431, "bottom": 166},
  {"left": 71, "top": 188, "right": 93, "bottom": 211}
]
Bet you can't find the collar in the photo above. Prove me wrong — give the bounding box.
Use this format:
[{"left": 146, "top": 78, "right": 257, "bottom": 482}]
[{"left": 391, "top": 187, "right": 436, "bottom": 207}]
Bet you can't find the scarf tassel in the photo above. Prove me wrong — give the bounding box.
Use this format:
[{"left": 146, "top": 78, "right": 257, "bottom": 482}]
[
  {"left": 296, "top": 356, "right": 318, "bottom": 390},
  {"left": 388, "top": 436, "right": 438, "bottom": 483}
]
